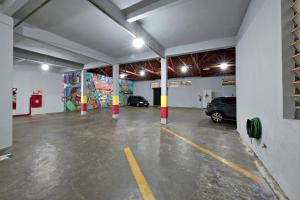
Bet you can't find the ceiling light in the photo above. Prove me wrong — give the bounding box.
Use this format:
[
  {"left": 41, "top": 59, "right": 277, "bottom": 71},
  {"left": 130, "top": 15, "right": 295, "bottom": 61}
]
[
  {"left": 181, "top": 65, "right": 188, "bottom": 73},
  {"left": 203, "top": 67, "right": 210, "bottom": 71},
  {"left": 219, "top": 62, "right": 229, "bottom": 70},
  {"left": 41, "top": 64, "right": 49, "bottom": 71},
  {"left": 133, "top": 38, "right": 145, "bottom": 49},
  {"left": 120, "top": 73, "right": 127, "bottom": 79},
  {"left": 139, "top": 70, "right": 145, "bottom": 76}
]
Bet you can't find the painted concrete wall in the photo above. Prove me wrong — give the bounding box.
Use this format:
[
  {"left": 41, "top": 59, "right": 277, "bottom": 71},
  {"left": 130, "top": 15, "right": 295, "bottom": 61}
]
[
  {"left": 134, "top": 76, "right": 236, "bottom": 107},
  {"left": 13, "top": 62, "right": 64, "bottom": 115},
  {"left": 0, "top": 13, "right": 13, "bottom": 150},
  {"left": 236, "top": 0, "right": 300, "bottom": 199}
]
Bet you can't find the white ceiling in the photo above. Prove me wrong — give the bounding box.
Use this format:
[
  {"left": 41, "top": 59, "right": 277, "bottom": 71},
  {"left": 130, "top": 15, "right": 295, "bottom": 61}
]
[
  {"left": 13, "top": 59, "right": 73, "bottom": 73},
  {"left": 140, "top": 0, "right": 250, "bottom": 48},
  {"left": 14, "top": 34, "right": 97, "bottom": 64},
  {"left": 12, "top": 0, "right": 250, "bottom": 62},
  {"left": 14, "top": 0, "right": 150, "bottom": 58},
  {"left": 111, "top": 0, "right": 143, "bottom": 9}
]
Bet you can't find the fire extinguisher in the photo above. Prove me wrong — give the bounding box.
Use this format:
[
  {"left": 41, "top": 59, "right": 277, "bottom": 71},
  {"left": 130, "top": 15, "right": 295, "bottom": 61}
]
[{"left": 198, "top": 95, "right": 202, "bottom": 102}]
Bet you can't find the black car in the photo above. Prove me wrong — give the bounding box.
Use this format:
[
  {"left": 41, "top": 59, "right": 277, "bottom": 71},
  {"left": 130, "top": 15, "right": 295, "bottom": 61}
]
[
  {"left": 206, "top": 97, "right": 236, "bottom": 123},
  {"left": 127, "top": 96, "right": 149, "bottom": 107}
]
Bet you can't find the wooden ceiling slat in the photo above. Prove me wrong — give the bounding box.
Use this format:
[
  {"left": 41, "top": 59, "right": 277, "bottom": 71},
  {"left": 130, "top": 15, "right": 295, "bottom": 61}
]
[{"left": 88, "top": 48, "right": 235, "bottom": 81}]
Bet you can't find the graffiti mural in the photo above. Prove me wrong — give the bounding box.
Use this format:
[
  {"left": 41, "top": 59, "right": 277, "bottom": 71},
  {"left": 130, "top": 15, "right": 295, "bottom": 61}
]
[{"left": 63, "top": 71, "right": 134, "bottom": 112}]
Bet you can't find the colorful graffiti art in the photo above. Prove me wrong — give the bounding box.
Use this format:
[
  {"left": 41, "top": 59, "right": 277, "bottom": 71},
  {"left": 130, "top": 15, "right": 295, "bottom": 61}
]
[{"left": 63, "top": 71, "right": 134, "bottom": 112}]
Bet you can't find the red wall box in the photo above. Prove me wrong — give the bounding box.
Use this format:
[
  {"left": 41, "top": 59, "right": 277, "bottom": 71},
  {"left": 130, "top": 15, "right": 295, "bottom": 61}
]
[{"left": 31, "top": 95, "right": 42, "bottom": 108}]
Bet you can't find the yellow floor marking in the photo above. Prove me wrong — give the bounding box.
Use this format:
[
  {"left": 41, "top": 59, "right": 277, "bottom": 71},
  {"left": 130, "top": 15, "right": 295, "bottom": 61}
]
[
  {"left": 124, "top": 147, "right": 156, "bottom": 200},
  {"left": 161, "top": 127, "right": 262, "bottom": 184}
]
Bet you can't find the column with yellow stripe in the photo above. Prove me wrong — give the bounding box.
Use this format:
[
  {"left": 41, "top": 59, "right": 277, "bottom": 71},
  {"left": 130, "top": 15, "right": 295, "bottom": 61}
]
[
  {"left": 112, "top": 64, "right": 120, "bottom": 119},
  {"left": 161, "top": 58, "right": 168, "bottom": 125},
  {"left": 81, "top": 70, "right": 87, "bottom": 115}
]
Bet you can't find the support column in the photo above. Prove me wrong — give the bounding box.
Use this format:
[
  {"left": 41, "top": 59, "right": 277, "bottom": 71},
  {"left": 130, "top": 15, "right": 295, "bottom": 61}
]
[
  {"left": 81, "top": 70, "right": 87, "bottom": 115},
  {"left": 161, "top": 58, "right": 168, "bottom": 125},
  {"left": 0, "top": 13, "right": 13, "bottom": 150},
  {"left": 112, "top": 64, "right": 120, "bottom": 119}
]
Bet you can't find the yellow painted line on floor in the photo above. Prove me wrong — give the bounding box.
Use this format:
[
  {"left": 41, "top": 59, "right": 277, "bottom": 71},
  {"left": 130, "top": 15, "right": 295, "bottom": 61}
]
[
  {"left": 124, "top": 147, "right": 156, "bottom": 200},
  {"left": 161, "top": 127, "right": 262, "bottom": 184}
]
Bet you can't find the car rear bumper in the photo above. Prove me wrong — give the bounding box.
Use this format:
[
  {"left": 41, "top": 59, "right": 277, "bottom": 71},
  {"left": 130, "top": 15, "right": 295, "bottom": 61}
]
[{"left": 205, "top": 110, "right": 212, "bottom": 116}]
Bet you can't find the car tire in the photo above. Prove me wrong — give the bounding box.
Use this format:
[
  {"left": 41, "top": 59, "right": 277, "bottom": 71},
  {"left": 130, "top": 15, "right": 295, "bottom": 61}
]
[{"left": 211, "top": 111, "right": 224, "bottom": 123}]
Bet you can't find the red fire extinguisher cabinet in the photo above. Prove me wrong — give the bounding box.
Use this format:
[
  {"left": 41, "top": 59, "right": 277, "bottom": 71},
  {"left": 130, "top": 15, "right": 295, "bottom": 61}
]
[{"left": 31, "top": 95, "right": 42, "bottom": 108}]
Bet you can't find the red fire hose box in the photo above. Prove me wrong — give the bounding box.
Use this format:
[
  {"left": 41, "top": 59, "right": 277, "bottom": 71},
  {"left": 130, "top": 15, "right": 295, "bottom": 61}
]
[{"left": 31, "top": 95, "right": 42, "bottom": 108}]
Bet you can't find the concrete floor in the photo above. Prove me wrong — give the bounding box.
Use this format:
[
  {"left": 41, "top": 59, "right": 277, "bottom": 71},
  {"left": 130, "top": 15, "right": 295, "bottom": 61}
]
[{"left": 0, "top": 107, "right": 274, "bottom": 200}]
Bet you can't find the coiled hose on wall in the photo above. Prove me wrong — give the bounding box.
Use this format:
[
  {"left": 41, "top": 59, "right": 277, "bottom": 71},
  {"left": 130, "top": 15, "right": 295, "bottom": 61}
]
[{"left": 247, "top": 117, "right": 262, "bottom": 139}]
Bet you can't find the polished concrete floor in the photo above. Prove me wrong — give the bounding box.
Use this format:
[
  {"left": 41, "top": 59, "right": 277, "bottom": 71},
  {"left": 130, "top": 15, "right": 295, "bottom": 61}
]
[{"left": 0, "top": 107, "right": 275, "bottom": 200}]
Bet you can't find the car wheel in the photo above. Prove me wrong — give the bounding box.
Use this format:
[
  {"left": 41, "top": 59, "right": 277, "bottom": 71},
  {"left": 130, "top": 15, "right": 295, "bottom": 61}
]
[{"left": 211, "top": 111, "right": 224, "bottom": 123}]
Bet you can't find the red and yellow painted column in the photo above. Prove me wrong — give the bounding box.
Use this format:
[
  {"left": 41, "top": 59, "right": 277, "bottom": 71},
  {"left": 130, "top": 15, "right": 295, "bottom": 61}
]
[
  {"left": 112, "top": 95, "right": 119, "bottom": 119},
  {"left": 161, "top": 58, "right": 168, "bottom": 125},
  {"left": 161, "top": 95, "right": 168, "bottom": 124},
  {"left": 81, "top": 95, "right": 87, "bottom": 115},
  {"left": 112, "top": 64, "right": 120, "bottom": 119},
  {"left": 81, "top": 70, "right": 87, "bottom": 116}
]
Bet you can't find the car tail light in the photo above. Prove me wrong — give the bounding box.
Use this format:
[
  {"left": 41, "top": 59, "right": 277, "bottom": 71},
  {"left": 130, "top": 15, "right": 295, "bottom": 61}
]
[{"left": 207, "top": 102, "right": 212, "bottom": 108}]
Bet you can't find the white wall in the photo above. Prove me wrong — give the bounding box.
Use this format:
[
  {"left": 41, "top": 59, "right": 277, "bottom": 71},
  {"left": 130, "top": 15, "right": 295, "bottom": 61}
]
[
  {"left": 236, "top": 0, "right": 300, "bottom": 199},
  {"left": 0, "top": 13, "right": 13, "bottom": 150},
  {"left": 13, "top": 62, "right": 64, "bottom": 115},
  {"left": 134, "top": 76, "right": 236, "bottom": 107}
]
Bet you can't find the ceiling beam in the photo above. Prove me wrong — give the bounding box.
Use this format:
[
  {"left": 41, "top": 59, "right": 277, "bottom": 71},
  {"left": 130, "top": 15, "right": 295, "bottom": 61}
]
[
  {"left": 0, "top": 0, "right": 30, "bottom": 16},
  {"left": 14, "top": 0, "right": 52, "bottom": 28},
  {"left": 15, "top": 25, "right": 115, "bottom": 64},
  {"left": 86, "top": 0, "right": 165, "bottom": 58},
  {"left": 124, "top": 0, "right": 187, "bottom": 23},
  {"left": 84, "top": 61, "right": 109, "bottom": 70},
  {"left": 14, "top": 47, "right": 83, "bottom": 70}
]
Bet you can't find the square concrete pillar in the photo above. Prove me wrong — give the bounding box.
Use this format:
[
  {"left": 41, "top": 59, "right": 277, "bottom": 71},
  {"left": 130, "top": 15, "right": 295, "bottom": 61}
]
[
  {"left": 112, "top": 64, "right": 120, "bottom": 119},
  {"left": 0, "top": 13, "right": 13, "bottom": 150},
  {"left": 81, "top": 70, "right": 87, "bottom": 116},
  {"left": 160, "top": 58, "right": 168, "bottom": 125}
]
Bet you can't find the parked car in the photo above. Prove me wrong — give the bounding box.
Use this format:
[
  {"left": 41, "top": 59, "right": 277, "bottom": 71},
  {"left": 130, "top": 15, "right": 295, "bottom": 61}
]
[
  {"left": 205, "top": 97, "right": 236, "bottom": 123},
  {"left": 127, "top": 96, "right": 149, "bottom": 107}
]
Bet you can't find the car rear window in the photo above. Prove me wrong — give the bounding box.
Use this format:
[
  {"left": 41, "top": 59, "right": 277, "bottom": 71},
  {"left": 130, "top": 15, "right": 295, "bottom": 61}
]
[
  {"left": 224, "top": 97, "right": 236, "bottom": 104},
  {"left": 211, "top": 98, "right": 222, "bottom": 104}
]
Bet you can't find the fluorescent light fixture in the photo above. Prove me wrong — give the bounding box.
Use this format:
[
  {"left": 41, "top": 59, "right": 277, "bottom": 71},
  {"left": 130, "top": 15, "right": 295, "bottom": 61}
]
[
  {"left": 203, "top": 67, "right": 210, "bottom": 71},
  {"left": 41, "top": 64, "right": 49, "bottom": 71},
  {"left": 133, "top": 38, "right": 145, "bottom": 49},
  {"left": 181, "top": 65, "right": 188, "bottom": 73},
  {"left": 219, "top": 62, "right": 229, "bottom": 70},
  {"left": 139, "top": 70, "right": 145, "bottom": 76},
  {"left": 120, "top": 73, "right": 126, "bottom": 79}
]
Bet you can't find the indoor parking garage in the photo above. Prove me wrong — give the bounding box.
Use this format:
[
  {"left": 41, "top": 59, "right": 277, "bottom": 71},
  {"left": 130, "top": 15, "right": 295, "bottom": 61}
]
[{"left": 0, "top": 0, "right": 299, "bottom": 199}]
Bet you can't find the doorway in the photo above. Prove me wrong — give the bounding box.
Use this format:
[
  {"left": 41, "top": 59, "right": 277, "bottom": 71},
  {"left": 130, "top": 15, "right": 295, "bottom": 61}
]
[{"left": 153, "top": 88, "right": 161, "bottom": 106}]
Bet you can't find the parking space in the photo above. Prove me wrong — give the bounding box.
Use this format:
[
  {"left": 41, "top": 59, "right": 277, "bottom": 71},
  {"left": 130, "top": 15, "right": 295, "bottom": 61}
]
[{"left": 0, "top": 107, "right": 274, "bottom": 200}]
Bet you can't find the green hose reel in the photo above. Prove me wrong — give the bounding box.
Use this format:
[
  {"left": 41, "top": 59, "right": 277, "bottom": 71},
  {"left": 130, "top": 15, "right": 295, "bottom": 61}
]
[{"left": 247, "top": 117, "right": 262, "bottom": 139}]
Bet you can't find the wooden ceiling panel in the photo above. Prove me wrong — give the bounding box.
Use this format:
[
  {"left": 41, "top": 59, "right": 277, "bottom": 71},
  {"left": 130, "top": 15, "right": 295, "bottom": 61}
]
[{"left": 88, "top": 47, "right": 235, "bottom": 80}]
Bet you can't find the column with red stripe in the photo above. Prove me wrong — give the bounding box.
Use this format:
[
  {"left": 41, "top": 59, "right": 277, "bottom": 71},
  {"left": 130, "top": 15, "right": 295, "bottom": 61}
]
[
  {"left": 81, "top": 70, "right": 87, "bottom": 115},
  {"left": 112, "top": 64, "right": 120, "bottom": 119},
  {"left": 161, "top": 58, "right": 168, "bottom": 125}
]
